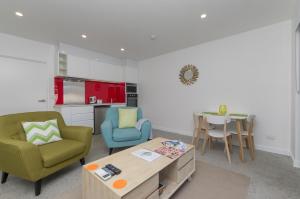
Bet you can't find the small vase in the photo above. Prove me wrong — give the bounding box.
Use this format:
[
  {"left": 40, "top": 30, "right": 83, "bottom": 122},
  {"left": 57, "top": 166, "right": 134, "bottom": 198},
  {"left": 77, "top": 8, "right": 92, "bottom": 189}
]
[{"left": 219, "top": 105, "right": 227, "bottom": 115}]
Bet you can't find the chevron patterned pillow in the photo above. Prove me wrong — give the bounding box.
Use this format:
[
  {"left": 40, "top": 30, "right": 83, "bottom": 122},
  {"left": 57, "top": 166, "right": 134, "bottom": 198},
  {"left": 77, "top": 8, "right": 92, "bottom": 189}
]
[{"left": 22, "top": 119, "right": 62, "bottom": 145}]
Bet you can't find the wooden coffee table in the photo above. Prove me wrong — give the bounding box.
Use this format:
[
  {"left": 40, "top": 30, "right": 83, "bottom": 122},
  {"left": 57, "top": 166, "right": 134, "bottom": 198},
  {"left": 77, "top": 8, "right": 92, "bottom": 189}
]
[{"left": 82, "top": 137, "right": 195, "bottom": 199}]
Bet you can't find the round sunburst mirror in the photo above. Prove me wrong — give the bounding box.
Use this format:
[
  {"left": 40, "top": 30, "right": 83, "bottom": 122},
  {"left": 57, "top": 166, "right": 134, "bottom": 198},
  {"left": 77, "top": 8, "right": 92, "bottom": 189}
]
[{"left": 179, "top": 64, "right": 199, "bottom": 85}]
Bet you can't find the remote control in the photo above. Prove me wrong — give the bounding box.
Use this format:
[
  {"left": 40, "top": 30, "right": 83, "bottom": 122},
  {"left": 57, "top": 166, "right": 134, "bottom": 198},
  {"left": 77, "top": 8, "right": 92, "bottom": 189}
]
[
  {"left": 95, "top": 168, "right": 112, "bottom": 181},
  {"left": 102, "top": 166, "right": 115, "bottom": 176},
  {"left": 105, "top": 164, "right": 122, "bottom": 175}
]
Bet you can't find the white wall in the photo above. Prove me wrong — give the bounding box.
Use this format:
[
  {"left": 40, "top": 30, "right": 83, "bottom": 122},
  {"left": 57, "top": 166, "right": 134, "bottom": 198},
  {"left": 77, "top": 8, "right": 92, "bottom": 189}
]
[
  {"left": 291, "top": 0, "right": 300, "bottom": 167},
  {"left": 0, "top": 34, "right": 128, "bottom": 115},
  {"left": 139, "top": 21, "right": 292, "bottom": 155},
  {"left": 59, "top": 43, "right": 138, "bottom": 83},
  {"left": 124, "top": 59, "right": 139, "bottom": 83},
  {"left": 0, "top": 33, "right": 56, "bottom": 111},
  {"left": 59, "top": 43, "right": 123, "bottom": 66}
]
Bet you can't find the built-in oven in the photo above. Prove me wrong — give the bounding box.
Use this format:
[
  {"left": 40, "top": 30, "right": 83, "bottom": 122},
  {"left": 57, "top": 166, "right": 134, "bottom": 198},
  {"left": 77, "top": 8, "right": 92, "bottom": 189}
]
[
  {"left": 127, "top": 93, "right": 138, "bottom": 107},
  {"left": 126, "top": 83, "right": 138, "bottom": 107},
  {"left": 126, "top": 83, "right": 137, "bottom": 93}
]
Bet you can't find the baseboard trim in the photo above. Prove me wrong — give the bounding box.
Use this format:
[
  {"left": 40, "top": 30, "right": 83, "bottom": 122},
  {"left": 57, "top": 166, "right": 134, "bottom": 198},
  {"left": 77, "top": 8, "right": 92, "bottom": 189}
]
[
  {"left": 153, "top": 125, "right": 291, "bottom": 157},
  {"left": 294, "top": 160, "right": 300, "bottom": 168},
  {"left": 153, "top": 125, "right": 192, "bottom": 137},
  {"left": 291, "top": 153, "right": 300, "bottom": 168},
  {"left": 255, "top": 144, "right": 290, "bottom": 156}
]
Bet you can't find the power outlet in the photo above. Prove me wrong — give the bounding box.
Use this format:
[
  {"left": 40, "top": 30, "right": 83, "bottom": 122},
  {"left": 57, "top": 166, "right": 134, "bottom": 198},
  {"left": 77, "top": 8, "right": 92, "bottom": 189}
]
[{"left": 266, "top": 135, "right": 276, "bottom": 141}]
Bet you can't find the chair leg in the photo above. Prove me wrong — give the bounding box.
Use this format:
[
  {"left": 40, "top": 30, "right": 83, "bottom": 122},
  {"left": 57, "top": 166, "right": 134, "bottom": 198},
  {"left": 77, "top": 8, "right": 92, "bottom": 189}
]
[
  {"left": 109, "top": 148, "right": 113, "bottom": 155},
  {"left": 224, "top": 137, "right": 231, "bottom": 164},
  {"left": 201, "top": 135, "right": 209, "bottom": 155},
  {"left": 228, "top": 136, "right": 233, "bottom": 153},
  {"left": 34, "top": 179, "right": 42, "bottom": 196},
  {"left": 80, "top": 158, "right": 85, "bottom": 166},
  {"left": 1, "top": 172, "right": 8, "bottom": 184},
  {"left": 245, "top": 137, "right": 249, "bottom": 149}
]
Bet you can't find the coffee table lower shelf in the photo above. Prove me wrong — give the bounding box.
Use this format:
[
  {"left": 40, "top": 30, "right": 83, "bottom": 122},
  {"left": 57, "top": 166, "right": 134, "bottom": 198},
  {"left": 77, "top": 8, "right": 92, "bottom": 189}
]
[{"left": 159, "top": 170, "right": 195, "bottom": 199}]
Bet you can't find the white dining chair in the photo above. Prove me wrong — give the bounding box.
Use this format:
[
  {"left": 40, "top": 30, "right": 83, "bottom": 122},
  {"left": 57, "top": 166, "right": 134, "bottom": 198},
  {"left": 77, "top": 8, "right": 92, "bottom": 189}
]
[
  {"left": 231, "top": 114, "right": 256, "bottom": 159},
  {"left": 201, "top": 114, "right": 232, "bottom": 163}
]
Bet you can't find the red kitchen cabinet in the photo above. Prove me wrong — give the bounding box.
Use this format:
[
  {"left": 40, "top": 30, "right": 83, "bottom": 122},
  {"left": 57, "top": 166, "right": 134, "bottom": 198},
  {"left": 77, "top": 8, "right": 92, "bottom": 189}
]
[{"left": 85, "top": 81, "right": 125, "bottom": 104}]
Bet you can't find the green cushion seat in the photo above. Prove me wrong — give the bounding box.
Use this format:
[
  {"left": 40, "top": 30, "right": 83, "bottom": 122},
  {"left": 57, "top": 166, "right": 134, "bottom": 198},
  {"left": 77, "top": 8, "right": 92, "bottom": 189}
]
[
  {"left": 38, "top": 139, "right": 85, "bottom": 168},
  {"left": 112, "top": 128, "right": 141, "bottom": 142}
]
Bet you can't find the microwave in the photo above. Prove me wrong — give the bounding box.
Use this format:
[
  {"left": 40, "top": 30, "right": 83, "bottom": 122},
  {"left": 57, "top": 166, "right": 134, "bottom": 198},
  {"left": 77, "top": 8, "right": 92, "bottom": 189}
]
[{"left": 126, "top": 83, "right": 137, "bottom": 93}]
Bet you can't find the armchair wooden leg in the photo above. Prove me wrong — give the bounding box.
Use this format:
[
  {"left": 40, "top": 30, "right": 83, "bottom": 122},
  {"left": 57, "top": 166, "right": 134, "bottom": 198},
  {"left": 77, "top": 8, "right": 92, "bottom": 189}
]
[
  {"left": 80, "top": 158, "right": 85, "bottom": 166},
  {"left": 109, "top": 148, "right": 113, "bottom": 155},
  {"left": 35, "top": 179, "right": 42, "bottom": 196},
  {"left": 1, "top": 172, "right": 8, "bottom": 184}
]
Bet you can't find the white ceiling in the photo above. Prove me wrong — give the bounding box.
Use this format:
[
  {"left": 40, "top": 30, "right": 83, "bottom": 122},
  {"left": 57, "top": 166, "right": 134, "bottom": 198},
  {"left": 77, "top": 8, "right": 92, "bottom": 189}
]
[{"left": 0, "top": 0, "right": 293, "bottom": 60}]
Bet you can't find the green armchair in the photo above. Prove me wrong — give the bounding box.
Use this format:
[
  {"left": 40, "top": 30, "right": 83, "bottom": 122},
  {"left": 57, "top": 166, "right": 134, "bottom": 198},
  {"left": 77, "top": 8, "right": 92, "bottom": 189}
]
[{"left": 0, "top": 111, "right": 92, "bottom": 196}]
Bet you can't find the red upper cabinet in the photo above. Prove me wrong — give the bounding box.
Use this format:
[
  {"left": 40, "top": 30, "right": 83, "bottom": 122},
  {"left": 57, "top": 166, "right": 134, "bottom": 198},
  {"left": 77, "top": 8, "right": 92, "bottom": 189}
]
[
  {"left": 115, "top": 83, "right": 125, "bottom": 103},
  {"left": 54, "top": 77, "right": 64, "bottom": 105},
  {"left": 106, "top": 82, "right": 125, "bottom": 103},
  {"left": 85, "top": 81, "right": 125, "bottom": 104}
]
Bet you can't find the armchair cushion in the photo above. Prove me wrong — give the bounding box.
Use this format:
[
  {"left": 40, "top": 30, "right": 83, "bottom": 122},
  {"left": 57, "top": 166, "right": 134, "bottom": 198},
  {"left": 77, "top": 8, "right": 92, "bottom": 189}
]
[
  {"left": 38, "top": 139, "right": 85, "bottom": 168},
  {"left": 113, "top": 128, "right": 141, "bottom": 142}
]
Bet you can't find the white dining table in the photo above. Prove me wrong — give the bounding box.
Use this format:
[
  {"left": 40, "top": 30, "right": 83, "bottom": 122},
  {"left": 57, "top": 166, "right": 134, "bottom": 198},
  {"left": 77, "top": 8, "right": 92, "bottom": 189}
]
[{"left": 192, "top": 112, "right": 254, "bottom": 161}]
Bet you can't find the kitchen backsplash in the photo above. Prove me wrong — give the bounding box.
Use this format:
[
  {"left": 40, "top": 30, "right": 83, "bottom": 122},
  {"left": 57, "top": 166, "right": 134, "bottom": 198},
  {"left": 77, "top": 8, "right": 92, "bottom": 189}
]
[{"left": 54, "top": 77, "right": 126, "bottom": 105}]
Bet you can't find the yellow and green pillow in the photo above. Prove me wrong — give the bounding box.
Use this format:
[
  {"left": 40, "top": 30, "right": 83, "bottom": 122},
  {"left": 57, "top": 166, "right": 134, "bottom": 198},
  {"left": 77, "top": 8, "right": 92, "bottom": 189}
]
[
  {"left": 22, "top": 119, "right": 62, "bottom": 145},
  {"left": 118, "top": 108, "right": 138, "bottom": 128}
]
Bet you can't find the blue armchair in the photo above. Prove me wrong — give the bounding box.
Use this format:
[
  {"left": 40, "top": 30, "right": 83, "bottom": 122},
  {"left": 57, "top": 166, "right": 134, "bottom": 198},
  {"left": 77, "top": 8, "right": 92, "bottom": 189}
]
[{"left": 101, "top": 107, "right": 151, "bottom": 154}]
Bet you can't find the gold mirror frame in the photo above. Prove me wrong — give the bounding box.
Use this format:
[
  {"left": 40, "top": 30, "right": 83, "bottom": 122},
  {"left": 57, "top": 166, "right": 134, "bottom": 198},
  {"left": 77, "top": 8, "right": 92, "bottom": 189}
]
[{"left": 179, "top": 64, "right": 199, "bottom": 85}]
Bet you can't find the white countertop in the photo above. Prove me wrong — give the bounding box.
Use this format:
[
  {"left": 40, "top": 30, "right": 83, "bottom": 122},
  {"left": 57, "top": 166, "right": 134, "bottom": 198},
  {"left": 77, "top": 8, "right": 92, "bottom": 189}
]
[{"left": 54, "top": 103, "right": 126, "bottom": 107}]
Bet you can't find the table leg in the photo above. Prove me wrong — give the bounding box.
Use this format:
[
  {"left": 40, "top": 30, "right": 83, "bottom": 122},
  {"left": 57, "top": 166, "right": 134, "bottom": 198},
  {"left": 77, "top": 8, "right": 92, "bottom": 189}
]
[
  {"left": 236, "top": 120, "right": 244, "bottom": 161},
  {"left": 195, "top": 116, "right": 203, "bottom": 149},
  {"left": 192, "top": 115, "right": 199, "bottom": 146},
  {"left": 247, "top": 132, "right": 255, "bottom": 160},
  {"left": 192, "top": 127, "right": 198, "bottom": 145},
  {"left": 251, "top": 136, "right": 256, "bottom": 159},
  {"left": 202, "top": 133, "right": 209, "bottom": 155}
]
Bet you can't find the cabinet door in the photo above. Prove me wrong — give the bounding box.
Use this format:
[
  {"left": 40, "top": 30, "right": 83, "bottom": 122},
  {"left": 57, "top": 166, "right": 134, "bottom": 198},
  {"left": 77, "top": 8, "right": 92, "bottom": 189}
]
[
  {"left": 90, "top": 60, "right": 123, "bottom": 82},
  {"left": 124, "top": 66, "right": 138, "bottom": 83},
  {"left": 115, "top": 83, "right": 125, "bottom": 103},
  {"left": 68, "top": 55, "right": 90, "bottom": 78},
  {"left": 107, "top": 83, "right": 125, "bottom": 103},
  {"left": 58, "top": 107, "right": 72, "bottom": 125}
]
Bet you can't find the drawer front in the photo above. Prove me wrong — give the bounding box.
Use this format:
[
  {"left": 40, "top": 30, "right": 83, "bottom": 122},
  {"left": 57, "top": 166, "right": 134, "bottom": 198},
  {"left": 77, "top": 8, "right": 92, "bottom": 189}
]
[
  {"left": 72, "top": 120, "right": 94, "bottom": 128},
  {"left": 123, "top": 174, "right": 159, "bottom": 199},
  {"left": 177, "top": 159, "right": 195, "bottom": 183},
  {"left": 176, "top": 148, "right": 194, "bottom": 169},
  {"left": 71, "top": 106, "right": 93, "bottom": 114},
  {"left": 71, "top": 113, "right": 93, "bottom": 122},
  {"left": 146, "top": 189, "right": 159, "bottom": 199}
]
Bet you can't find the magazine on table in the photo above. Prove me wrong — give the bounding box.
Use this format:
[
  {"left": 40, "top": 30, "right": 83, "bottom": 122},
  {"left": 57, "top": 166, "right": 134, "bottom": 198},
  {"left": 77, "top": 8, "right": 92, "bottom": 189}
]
[
  {"left": 131, "top": 149, "right": 161, "bottom": 162},
  {"left": 154, "top": 140, "right": 187, "bottom": 159}
]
